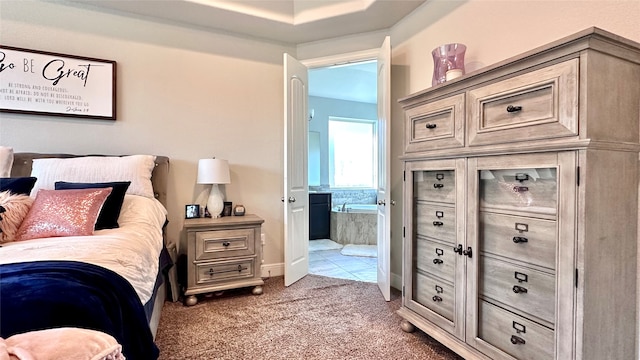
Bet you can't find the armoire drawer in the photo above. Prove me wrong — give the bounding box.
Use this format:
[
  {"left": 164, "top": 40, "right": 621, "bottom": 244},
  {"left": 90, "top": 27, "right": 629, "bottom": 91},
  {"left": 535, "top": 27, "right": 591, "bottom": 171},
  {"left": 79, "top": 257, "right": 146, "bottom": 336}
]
[
  {"left": 413, "top": 169, "right": 456, "bottom": 204},
  {"left": 415, "top": 203, "right": 456, "bottom": 243},
  {"left": 415, "top": 237, "right": 455, "bottom": 282},
  {"left": 468, "top": 59, "right": 578, "bottom": 146},
  {"left": 479, "top": 168, "right": 557, "bottom": 214},
  {"left": 478, "top": 300, "right": 554, "bottom": 360},
  {"left": 405, "top": 94, "right": 465, "bottom": 153},
  {"left": 195, "top": 228, "right": 255, "bottom": 260},
  {"left": 480, "top": 256, "right": 555, "bottom": 326},
  {"left": 413, "top": 271, "right": 454, "bottom": 322},
  {"left": 480, "top": 212, "right": 557, "bottom": 270}
]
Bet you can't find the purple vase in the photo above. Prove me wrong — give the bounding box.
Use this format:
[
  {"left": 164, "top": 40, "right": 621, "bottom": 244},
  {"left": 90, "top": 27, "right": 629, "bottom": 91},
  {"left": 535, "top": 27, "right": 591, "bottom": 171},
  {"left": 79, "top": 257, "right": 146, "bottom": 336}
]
[{"left": 432, "top": 43, "right": 466, "bottom": 86}]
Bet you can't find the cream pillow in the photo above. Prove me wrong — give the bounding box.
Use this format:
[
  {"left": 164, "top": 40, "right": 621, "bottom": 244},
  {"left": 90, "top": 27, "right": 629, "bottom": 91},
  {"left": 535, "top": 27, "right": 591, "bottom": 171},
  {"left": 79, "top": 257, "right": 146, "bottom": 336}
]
[
  {"left": 0, "top": 191, "right": 33, "bottom": 243},
  {"left": 30, "top": 155, "right": 156, "bottom": 198},
  {"left": 0, "top": 146, "right": 13, "bottom": 177}
]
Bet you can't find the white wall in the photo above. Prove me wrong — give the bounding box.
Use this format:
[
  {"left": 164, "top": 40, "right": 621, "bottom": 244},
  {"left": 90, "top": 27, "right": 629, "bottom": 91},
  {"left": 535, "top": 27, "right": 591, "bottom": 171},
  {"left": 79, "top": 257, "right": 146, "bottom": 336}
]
[{"left": 0, "top": 1, "right": 295, "bottom": 269}]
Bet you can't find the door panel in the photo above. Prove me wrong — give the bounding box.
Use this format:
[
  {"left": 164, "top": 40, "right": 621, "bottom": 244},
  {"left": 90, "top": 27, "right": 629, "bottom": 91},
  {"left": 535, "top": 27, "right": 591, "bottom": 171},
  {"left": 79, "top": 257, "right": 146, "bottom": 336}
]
[
  {"left": 377, "top": 36, "right": 391, "bottom": 301},
  {"left": 284, "top": 53, "right": 309, "bottom": 286}
]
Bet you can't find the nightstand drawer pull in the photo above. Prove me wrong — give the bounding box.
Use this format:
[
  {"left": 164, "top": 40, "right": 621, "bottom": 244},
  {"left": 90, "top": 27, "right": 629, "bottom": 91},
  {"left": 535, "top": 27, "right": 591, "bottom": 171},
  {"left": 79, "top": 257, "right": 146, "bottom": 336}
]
[
  {"left": 425, "top": 123, "right": 437, "bottom": 129},
  {"left": 222, "top": 241, "right": 230, "bottom": 247},
  {"left": 209, "top": 265, "right": 248, "bottom": 276}
]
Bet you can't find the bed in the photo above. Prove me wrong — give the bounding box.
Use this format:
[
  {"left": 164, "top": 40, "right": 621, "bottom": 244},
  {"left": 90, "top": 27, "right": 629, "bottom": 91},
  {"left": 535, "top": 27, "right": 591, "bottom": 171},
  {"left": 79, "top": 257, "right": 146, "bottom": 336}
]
[{"left": 0, "top": 152, "right": 171, "bottom": 360}]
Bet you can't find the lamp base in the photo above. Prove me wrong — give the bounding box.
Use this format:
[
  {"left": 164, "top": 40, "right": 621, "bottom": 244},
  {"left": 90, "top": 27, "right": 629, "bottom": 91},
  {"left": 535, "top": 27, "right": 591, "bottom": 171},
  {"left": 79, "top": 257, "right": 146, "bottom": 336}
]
[{"left": 206, "top": 184, "right": 224, "bottom": 218}]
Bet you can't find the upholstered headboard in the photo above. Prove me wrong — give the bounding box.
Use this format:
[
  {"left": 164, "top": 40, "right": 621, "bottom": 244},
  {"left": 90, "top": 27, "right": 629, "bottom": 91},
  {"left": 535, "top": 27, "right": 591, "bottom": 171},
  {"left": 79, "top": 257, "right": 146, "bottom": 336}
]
[{"left": 10, "top": 153, "right": 170, "bottom": 208}]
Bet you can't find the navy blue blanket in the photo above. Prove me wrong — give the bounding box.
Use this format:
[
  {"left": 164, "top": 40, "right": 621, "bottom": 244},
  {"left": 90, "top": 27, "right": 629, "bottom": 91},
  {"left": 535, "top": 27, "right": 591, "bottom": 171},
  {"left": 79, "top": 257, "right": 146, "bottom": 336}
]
[{"left": 0, "top": 260, "right": 159, "bottom": 360}]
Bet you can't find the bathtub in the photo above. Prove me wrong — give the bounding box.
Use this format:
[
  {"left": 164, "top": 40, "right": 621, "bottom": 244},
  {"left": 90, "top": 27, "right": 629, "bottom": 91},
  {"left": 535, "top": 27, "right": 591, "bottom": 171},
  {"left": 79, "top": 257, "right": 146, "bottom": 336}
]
[
  {"left": 332, "top": 204, "right": 377, "bottom": 214},
  {"left": 330, "top": 204, "right": 377, "bottom": 245}
]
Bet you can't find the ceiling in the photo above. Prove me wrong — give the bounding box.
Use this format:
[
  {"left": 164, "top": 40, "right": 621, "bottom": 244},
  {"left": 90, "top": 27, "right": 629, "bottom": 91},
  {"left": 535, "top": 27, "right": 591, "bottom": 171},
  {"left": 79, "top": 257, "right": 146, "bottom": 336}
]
[
  {"left": 67, "top": 0, "right": 426, "bottom": 103},
  {"left": 71, "top": 0, "right": 427, "bottom": 44}
]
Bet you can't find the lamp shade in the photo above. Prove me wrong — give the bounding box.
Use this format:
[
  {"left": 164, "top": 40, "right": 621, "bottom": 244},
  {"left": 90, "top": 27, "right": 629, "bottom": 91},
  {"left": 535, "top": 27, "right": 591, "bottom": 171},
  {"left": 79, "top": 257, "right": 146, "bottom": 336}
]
[{"left": 197, "top": 158, "right": 230, "bottom": 184}]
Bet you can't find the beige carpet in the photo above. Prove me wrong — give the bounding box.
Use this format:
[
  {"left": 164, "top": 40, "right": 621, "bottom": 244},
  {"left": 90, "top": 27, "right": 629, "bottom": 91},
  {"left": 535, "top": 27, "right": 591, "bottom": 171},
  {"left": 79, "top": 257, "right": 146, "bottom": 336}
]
[{"left": 155, "top": 275, "right": 462, "bottom": 360}]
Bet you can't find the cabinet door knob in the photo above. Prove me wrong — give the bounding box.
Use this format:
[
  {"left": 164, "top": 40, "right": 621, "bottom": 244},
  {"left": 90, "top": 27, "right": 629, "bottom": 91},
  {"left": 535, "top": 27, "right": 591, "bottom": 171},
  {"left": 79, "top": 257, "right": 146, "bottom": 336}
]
[
  {"left": 453, "top": 244, "right": 463, "bottom": 255},
  {"left": 288, "top": 196, "right": 296, "bottom": 203}
]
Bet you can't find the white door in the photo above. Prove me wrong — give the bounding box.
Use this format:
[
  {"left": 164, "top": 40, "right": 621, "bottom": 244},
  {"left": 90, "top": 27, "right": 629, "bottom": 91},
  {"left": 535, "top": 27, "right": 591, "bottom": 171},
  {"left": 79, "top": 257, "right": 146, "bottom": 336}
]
[
  {"left": 376, "top": 36, "right": 391, "bottom": 301},
  {"left": 283, "top": 53, "right": 309, "bottom": 286}
]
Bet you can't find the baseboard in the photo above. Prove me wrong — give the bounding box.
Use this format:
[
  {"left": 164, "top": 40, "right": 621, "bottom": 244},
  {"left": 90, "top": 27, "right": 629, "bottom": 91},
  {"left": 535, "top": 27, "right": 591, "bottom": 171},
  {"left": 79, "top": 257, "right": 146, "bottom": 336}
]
[
  {"left": 261, "top": 263, "right": 284, "bottom": 278},
  {"left": 391, "top": 272, "right": 402, "bottom": 291}
]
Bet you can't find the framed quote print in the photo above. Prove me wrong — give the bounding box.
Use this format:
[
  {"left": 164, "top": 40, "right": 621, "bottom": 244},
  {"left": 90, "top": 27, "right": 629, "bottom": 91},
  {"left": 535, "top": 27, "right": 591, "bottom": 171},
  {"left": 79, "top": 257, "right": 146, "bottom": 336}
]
[{"left": 0, "top": 45, "right": 116, "bottom": 120}]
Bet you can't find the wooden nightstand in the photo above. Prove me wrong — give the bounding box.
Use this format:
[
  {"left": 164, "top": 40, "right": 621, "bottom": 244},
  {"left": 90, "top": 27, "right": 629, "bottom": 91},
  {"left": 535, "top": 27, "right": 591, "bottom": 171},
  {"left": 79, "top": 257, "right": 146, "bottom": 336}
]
[{"left": 182, "top": 214, "right": 264, "bottom": 306}]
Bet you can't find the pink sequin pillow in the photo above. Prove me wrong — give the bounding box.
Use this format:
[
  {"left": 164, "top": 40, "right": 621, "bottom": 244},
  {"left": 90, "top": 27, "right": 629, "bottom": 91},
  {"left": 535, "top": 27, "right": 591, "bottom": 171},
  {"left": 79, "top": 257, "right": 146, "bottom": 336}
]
[{"left": 14, "top": 188, "right": 112, "bottom": 241}]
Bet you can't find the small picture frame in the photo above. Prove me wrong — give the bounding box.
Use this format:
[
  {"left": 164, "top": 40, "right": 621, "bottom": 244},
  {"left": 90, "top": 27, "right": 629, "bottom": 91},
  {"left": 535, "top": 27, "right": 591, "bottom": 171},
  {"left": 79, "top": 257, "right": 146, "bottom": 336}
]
[
  {"left": 185, "top": 204, "right": 201, "bottom": 219},
  {"left": 222, "top": 202, "right": 233, "bottom": 217}
]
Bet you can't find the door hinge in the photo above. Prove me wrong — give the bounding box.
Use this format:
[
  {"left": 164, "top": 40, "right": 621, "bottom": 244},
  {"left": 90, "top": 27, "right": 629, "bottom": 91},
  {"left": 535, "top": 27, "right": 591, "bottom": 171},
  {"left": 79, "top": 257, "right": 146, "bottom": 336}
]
[
  {"left": 403, "top": 226, "right": 405, "bottom": 238},
  {"left": 403, "top": 170, "right": 406, "bottom": 181},
  {"left": 577, "top": 166, "right": 580, "bottom": 186},
  {"left": 575, "top": 268, "right": 579, "bottom": 288},
  {"left": 402, "top": 285, "right": 405, "bottom": 297}
]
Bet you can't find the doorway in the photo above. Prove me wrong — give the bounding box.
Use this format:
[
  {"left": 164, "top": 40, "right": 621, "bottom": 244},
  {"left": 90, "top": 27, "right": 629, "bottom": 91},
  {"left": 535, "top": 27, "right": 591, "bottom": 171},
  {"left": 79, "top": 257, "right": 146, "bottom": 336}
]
[{"left": 307, "top": 60, "right": 379, "bottom": 283}]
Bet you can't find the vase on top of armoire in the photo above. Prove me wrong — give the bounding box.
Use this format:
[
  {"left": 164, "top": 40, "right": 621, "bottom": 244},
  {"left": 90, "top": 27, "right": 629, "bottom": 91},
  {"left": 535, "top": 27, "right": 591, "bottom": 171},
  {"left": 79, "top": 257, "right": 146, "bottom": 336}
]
[{"left": 431, "top": 43, "right": 466, "bottom": 85}]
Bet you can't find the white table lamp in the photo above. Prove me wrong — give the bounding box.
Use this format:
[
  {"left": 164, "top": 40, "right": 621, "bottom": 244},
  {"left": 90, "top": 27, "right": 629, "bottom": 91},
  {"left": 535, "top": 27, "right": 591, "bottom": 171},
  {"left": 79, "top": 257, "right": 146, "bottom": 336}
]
[{"left": 197, "top": 158, "right": 230, "bottom": 218}]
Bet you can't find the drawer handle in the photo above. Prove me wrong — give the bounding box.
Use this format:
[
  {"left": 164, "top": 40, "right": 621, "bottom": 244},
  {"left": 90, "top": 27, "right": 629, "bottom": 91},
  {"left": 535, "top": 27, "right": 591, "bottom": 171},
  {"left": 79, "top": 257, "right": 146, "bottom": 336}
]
[
  {"left": 513, "top": 186, "right": 529, "bottom": 192},
  {"left": 513, "top": 236, "right": 528, "bottom": 243},
  {"left": 432, "top": 221, "right": 444, "bottom": 227},
  {"left": 425, "top": 123, "right": 437, "bottom": 129},
  {"left": 432, "top": 295, "right": 442, "bottom": 302},
  {"left": 222, "top": 241, "right": 231, "bottom": 247},
  {"left": 513, "top": 285, "right": 528, "bottom": 294},
  {"left": 433, "top": 183, "right": 444, "bottom": 189},
  {"left": 510, "top": 335, "right": 526, "bottom": 345},
  {"left": 237, "top": 265, "right": 243, "bottom": 272},
  {"left": 433, "top": 258, "right": 443, "bottom": 265},
  {"left": 506, "top": 105, "right": 523, "bottom": 113}
]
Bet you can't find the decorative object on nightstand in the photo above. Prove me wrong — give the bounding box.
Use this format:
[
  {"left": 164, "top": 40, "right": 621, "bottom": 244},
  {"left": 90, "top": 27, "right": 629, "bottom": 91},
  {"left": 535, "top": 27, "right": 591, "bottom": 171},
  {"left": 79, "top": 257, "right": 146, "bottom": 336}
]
[
  {"left": 197, "top": 158, "right": 230, "bottom": 218},
  {"left": 182, "top": 214, "right": 264, "bottom": 306},
  {"left": 233, "top": 204, "right": 245, "bottom": 216}
]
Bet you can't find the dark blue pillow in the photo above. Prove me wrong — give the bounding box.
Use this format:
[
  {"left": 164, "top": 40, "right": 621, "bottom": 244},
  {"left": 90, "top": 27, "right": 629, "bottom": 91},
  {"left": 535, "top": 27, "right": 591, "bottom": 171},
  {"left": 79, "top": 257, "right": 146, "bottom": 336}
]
[
  {"left": 0, "top": 177, "right": 37, "bottom": 195},
  {"left": 55, "top": 181, "right": 131, "bottom": 230}
]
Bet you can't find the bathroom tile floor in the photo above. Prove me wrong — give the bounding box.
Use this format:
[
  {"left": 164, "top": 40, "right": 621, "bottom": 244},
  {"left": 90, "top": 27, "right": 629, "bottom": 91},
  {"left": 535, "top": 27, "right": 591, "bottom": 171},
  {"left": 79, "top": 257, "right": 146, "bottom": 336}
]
[{"left": 309, "top": 243, "right": 377, "bottom": 283}]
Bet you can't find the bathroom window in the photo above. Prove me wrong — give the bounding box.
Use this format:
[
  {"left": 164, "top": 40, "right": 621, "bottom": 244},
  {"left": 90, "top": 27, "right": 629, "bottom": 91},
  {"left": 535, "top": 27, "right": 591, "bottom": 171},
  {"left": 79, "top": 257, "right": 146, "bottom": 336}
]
[{"left": 328, "top": 117, "right": 377, "bottom": 188}]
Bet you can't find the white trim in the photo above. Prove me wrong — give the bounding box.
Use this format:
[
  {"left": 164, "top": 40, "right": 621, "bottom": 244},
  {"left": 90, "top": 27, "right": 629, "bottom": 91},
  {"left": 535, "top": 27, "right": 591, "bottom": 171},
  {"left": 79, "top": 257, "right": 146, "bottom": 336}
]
[
  {"left": 302, "top": 48, "right": 379, "bottom": 69},
  {"left": 261, "top": 262, "right": 284, "bottom": 278}
]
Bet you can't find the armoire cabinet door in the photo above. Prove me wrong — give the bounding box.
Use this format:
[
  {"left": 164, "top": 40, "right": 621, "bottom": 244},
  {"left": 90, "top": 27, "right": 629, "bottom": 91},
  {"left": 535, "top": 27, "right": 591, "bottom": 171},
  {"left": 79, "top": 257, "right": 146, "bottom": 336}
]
[
  {"left": 466, "top": 152, "right": 576, "bottom": 360},
  {"left": 404, "top": 158, "right": 466, "bottom": 340}
]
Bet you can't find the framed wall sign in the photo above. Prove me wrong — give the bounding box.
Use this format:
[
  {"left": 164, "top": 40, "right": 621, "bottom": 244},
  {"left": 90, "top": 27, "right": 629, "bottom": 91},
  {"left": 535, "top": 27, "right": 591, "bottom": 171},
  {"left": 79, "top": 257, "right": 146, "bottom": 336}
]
[{"left": 0, "top": 46, "right": 116, "bottom": 120}]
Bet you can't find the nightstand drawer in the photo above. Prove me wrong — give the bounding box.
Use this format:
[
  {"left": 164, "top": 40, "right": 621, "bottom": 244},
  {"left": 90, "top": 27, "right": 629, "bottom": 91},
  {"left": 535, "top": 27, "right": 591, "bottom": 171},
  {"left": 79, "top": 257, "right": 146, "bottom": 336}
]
[
  {"left": 195, "top": 228, "right": 255, "bottom": 260},
  {"left": 195, "top": 258, "right": 255, "bottom": 285},
  {"left": 468, "top": 59, "right": 578, "bottom": 146}
]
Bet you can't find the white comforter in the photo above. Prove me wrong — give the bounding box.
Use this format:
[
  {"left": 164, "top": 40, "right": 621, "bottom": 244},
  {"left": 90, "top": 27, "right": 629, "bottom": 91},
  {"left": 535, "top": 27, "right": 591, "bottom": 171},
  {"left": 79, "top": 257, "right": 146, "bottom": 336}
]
[{"left": 0, "top": 195, "right": 167, "bottom": 305}]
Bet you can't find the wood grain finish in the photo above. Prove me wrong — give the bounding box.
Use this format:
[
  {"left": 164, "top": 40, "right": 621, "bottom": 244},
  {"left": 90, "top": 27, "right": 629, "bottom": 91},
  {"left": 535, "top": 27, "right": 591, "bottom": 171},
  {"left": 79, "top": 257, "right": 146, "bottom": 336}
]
[{"left": 399, "top": 28, "right": 640, "bottom": 360}]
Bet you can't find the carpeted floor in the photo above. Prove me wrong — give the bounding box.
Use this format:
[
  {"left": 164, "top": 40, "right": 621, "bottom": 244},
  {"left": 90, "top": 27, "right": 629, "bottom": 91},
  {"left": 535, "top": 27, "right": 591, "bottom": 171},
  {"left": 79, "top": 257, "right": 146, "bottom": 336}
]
[{"left": 155, "top": 275, "right": 462, "bottom": 360}]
